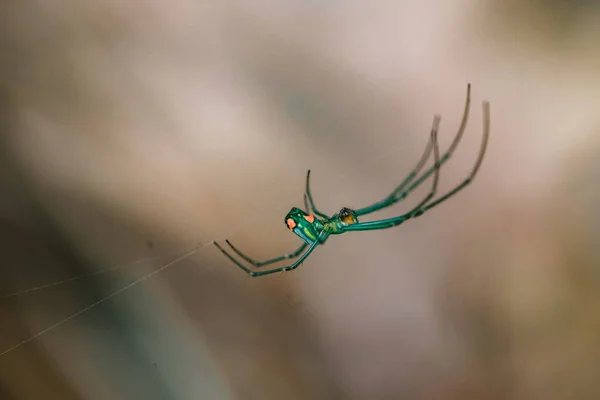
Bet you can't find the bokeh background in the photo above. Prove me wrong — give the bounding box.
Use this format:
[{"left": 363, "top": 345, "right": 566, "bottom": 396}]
[{"left": 1, "top": 1, "right": 600, "bottom": 399}]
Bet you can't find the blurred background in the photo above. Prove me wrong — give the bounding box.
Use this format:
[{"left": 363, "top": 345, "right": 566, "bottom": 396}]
[{"left": 1, "top": 1, "right": 600, "bottom": 399}]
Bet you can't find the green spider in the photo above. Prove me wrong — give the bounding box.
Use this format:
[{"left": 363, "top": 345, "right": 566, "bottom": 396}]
[{"left": 214, "top": 84, "right": 490, "bottom": 277}]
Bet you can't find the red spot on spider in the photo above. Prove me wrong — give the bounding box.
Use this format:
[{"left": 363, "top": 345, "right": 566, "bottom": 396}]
[
  {"left": 304, "top": 215, "right": 315, "bottom": 223},
  {"left": 286, "top": 218, "right": 297, "bottom": 230}
]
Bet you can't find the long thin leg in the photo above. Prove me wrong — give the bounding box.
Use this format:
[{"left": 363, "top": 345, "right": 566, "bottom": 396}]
[
  {"left": 413, "top": 101, "right": 490, "bottom": 215},
  {"left": 224, "top": 240, "right": 308, "bottom": 267},
  {"left": 342, "top": 100, "right": 489, "bottom": 232},
  {"left": 355, "top": 83, "right": 471, "bottom": 217},
  {"left": 342, "top": 122, "right": 441, "bottom": 231},
  {"left": 246, "top": 237, "right": 323, "bottom": 277},
  {"left": 354, "top": 120, "right": 435, "bottom": 216},
  {"left": 214, "top": 229, "right": 330, "bottom": 277},
  {"left": 303, "top": 194, "right": 310, "bottom": 215},
  {"left": 305, "top": 170, "right": 330, "bottom": 219},
  {"left": 400, "top": 118, "right": 441, "bottom": 213}
]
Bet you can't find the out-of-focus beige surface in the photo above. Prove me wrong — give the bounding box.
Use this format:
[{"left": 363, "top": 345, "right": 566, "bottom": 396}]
[{"left": 1, "top": 1, "right": 600, "bottom": 399}]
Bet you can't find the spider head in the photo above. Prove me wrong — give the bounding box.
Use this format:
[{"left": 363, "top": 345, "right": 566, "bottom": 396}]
[
  {"left": 285, "top": 207, "right": 320, "bottom": 244},
  {"left": 337, "top": 207, "right": 358, "bottom": 225}
]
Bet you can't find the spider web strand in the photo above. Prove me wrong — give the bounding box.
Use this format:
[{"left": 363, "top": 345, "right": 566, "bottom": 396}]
[
  {"left": 0, "top": 245, "right": 202, "bottom": 357},
  {"left": 0, "top": 249, "right": 191, "bottom": 300}
]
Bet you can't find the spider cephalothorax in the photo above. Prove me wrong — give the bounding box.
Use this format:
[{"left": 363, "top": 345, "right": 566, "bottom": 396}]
[
  {"left": 214, "top": 84, "right": 490, "bottom": 277},
  {"left": 337, "top": 207, "right": 358, "bottom": 225}
]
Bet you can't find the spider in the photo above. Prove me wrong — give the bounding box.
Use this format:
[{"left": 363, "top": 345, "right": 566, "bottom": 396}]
[{"left": 214, "top": 84, "right": 490, "bottom": 277}]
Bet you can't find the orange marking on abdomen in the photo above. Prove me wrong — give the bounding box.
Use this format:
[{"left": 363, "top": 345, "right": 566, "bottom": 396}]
[
  {"left": 304, "top": 215, "right": 315, "bottom": 223},
  {"left": 286, "top": 218, "right": 297, "bottom": 230}
]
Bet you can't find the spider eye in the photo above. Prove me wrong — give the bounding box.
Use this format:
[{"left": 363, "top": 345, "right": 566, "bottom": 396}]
[
  {"left": 303, "top": 215, "right": 315, "bottom": 223},
  {"left": 286, "top": 218, "right": 297, "bottom": 230}
]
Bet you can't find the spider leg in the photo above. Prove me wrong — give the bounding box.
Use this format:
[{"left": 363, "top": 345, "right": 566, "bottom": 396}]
[
  {"left": 410, "top": 101, "right": 490, "bottom": 215},
  {"left": 354, "top": 120, "right": 435, "bottom": 216},
  {"left": 224, "top": 240, "right": 308, "bottom": 267},
  {"left": 214, "top": 228, "right": 331, "bottom": 277},
  {"left": 303, "top": 193, "right": 310, "bottom": 214},
  {"left": 244, "top": 239, "right": 322, "bottom": 277},
  {"left": 342, "top": 101, "right": 489, "bottom": 232},
  {"left": 213, "top": 241, "right": 259, "bottom": 275},
  {"left": 305, "top": 170, "right": 330, "bottom": 219},
  {"left": 354, "top": 83, "right": 471, "bottom": 217}
]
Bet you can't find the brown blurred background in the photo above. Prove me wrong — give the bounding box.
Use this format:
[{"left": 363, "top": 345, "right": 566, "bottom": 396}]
[{"left": 1, "top": 1, "right": 600, "bottom": 399}]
